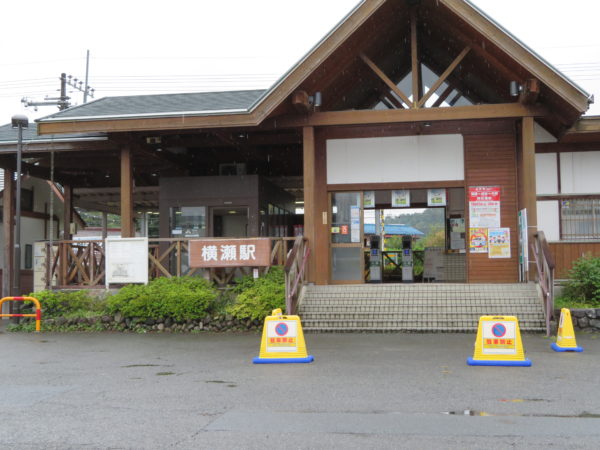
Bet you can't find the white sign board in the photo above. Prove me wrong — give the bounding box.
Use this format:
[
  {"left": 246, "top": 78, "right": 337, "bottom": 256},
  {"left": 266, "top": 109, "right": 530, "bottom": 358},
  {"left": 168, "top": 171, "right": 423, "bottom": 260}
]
[
  {"left": 481, "top": 320, "right": 517, "bottom": 355},
  {"left": 266, "top": 320, "right": 298, "bottom": 353},
  {"left": 105, "top": 237, "right": 149, "bottom": 285}
]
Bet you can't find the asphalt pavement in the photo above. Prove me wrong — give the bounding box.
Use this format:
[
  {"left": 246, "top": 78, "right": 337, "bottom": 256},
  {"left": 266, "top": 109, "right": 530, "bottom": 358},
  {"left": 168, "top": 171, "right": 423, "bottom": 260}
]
[{"left": 0, "top": 328, "right": 599, "bottom": 449}]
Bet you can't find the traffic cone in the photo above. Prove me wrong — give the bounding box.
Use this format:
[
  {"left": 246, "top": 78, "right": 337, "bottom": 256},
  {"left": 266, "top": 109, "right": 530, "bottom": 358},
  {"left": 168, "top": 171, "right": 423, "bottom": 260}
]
[
  {"left": 467, "top": 316, "right": 531, "bottom": 366},
  {"left": 551, "top": 308, "right": 583, "bottom": 352},
  {"left": 252, "top": 309, "right": 314, "bottom": 364}
]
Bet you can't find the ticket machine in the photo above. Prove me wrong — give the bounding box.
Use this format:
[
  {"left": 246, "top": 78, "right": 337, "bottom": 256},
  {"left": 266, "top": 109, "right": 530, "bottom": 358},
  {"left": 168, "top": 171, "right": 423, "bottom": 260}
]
[
  {"left": 368, "top": 235, "right": 382, "bottom": 283},
  {"left": 401, "top": 235, "right": 413, "bottom": 282}
]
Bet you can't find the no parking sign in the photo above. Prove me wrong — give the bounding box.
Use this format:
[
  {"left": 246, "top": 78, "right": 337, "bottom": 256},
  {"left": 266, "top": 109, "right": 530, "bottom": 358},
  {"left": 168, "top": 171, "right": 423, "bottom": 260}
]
[
  {"left": 467, "top": 316, "right": 531, "bottom": 367},
  {"left": 253, "top": 309, "right": 314, "bottom": 364},
  {"left": 266, "top": 320, "right": 298, "bottom": 352}
]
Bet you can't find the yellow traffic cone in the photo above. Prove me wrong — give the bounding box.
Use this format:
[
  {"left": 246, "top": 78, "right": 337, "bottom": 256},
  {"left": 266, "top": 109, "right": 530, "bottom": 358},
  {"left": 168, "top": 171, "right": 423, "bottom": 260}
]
[
  {"left": 253, "top": 309, "right": 314, "bottom": 364},
  {"left": 467, "top": 316, "right": 531, "bottom": 366},
  {"left": 552, "top": 308, "right": 583, "bottom": 352}
]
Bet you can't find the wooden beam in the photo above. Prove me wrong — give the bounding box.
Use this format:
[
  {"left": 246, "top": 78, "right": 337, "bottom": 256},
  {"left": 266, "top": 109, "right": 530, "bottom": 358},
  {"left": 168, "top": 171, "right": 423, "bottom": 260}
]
[
  {"left": 120, "top": 146, "right": 134, "bottom": 237},
  {"left": 410, "top": 7, "right": 419, "bottom": 107},
  {"left": 519, "top": 78, "right": 540, "bottom": 105},
  {"left": 359, "top": 53, "right": 412, "bottom": 107},
  {"left": 418, "top": 47, "right": 471, "bottom": 108},
  {"left": 273, "top": 103, "right": 546, "bottom": 128},
  {"left": 431, "top": 84, "right": 455, "bottom": 108},
  {"left": 291, "top": 90, "right": 311, "bottom": 113},
  {"left": 2, "top": 171, "right": 14, "bottom": 299}
]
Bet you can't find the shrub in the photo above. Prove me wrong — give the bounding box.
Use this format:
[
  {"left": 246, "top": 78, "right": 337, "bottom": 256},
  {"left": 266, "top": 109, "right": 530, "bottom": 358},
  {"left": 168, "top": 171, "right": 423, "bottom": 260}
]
[
  {"left": 27, "top": 290, "right": 101, "bottom": 318},
  {"left": 558, "top": 255, "right": 600, "bottom": 307},
  {"left": 227, "top": 267, "right": 286, "bottom": 320},
  {"left": 106, "top": 276, "right": 218, "bottom": 321}
]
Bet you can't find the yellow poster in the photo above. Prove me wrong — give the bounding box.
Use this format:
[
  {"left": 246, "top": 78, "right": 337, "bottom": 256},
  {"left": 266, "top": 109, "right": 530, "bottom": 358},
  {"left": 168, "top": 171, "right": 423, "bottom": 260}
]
[
  {"left": 469, "top": 228, "right": 488, "bottom": 253},
  {"left": 488, "top": 228, "right": 511, "bottom": 258}
]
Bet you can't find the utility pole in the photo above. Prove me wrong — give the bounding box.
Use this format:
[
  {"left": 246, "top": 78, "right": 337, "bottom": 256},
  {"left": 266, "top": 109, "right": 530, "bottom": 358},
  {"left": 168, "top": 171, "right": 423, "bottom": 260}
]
[{"left": 83, "top": 50, "right": 90, "bottom": 103}]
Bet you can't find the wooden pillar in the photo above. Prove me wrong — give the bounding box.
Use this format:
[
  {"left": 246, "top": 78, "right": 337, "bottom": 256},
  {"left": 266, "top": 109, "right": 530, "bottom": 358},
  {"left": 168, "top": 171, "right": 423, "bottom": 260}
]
[
  {"left": 303, "top": 127, "right": 317, "bottom": 283},
  {"left": 2, "top": 171, "right": 15, "bottom": 303},
  {"left": 120, "top": 146, "right": 134, "bottom": 237},
  {"left": 302, "top": 127, "right": 328, "bottom": 285},
  {"left": 410, "top": 8, "right": 420, "bottom": 107},
  {"left": 101, "top": 212, "right": 108, "bottom": 239},
  {"left": 520, "top": 117, "right": 538, "bottom": 279},
  {"left": 63, "top": 185, "right": 73, "bottom": 240}
]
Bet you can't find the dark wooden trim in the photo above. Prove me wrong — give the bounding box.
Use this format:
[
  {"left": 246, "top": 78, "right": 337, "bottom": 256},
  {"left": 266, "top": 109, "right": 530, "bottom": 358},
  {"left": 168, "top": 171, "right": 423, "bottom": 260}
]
[
  {"left": 2, "top": 171, "right": 14, "bottom": 298},
  {"left": 120, "top": 146, "right": 134, "bottom": 237},
  {"left": 537, "top": 194, "right": 600, "bottom": 201},
  {"left": 410, "top": 7, "right": 419, "bottom": 107},
  {"left": 522, "top": 117, "right": 537, "bottom": 277},
  {"left": 327, "top": 180, "right": 464, "bottom": 191},
  {"left": 63, "top": 185, "right": 73, "bottom": 240},
  {"left": 536, "top": 142, "right": 600, "bottom": 153},
  {"left": 272, "top": 104, "right": 546, "bottom": 128}
]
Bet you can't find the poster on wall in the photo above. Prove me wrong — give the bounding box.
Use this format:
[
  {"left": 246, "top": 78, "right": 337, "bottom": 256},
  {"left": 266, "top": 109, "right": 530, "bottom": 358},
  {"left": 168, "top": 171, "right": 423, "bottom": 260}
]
[
  {"left": 363, "top": 191, "right": 375, "bottom": 208},
  {"left": 427, "top": 189, "right": 446, "bottom": 206},
  {"left": 469, "top": 228, "right": 488, "bottom": 253},
  {"left": 350, "top": 205, "right": 360, "bottom": 243},
  {"left": 391, "top": 190, "right": 410, "bottom": 208},
  {"left": 488, "top": 228, "right": 511, "bottom": 258},
  {"left": 468, "top": 186, "right": 501, "bottom": 228}
]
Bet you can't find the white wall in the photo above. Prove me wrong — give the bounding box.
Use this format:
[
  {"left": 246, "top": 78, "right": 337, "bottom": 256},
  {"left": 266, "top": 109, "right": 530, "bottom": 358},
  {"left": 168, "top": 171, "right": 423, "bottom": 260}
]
[
  {"left": 327, "top": 134, "right": 464, "bottom": 184},
  {"left": 536, "top": 200, "right": 560, "bottom": 242},
  {"left": 535, "top": 153, "right": 558, "bottom": 194},
  {"left": 560, "top": 151, "right": 600, "bottom": 194}
]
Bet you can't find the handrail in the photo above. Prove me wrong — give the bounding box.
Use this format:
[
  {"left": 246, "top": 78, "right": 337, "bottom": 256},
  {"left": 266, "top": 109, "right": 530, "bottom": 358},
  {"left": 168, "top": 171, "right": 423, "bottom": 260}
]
[
  {"left": 284, "top": 236, "right": 309, "bottom": 315},
  {"left": 0, "top": 296, "right": 42, "bottom": 332},
  {"left": 531, "top": 231, "right": 555, "bottom": 336}
]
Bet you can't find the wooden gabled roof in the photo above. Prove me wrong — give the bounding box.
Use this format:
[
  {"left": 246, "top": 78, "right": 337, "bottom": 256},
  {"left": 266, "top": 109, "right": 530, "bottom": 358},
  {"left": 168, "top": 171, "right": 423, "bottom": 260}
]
[{"left": 37, "top": 0, "right": 591, "bottom": 136}]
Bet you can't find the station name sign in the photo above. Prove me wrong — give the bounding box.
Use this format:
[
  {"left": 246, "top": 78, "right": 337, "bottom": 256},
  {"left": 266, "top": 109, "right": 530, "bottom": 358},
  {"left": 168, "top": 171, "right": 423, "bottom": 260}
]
[{"left": 189, "top": 238, "right": 271, "bottom": 268}]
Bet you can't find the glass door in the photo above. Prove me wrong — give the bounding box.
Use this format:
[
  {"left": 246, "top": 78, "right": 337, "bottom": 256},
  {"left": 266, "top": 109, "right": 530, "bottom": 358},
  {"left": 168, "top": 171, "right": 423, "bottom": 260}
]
[{"left": 330, "top": 192, "right": 363, "bottom": 283}]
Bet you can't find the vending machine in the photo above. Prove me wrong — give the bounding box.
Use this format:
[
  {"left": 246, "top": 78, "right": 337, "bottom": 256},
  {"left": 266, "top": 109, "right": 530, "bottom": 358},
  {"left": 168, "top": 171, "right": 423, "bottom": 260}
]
[
  {"left": 401, "top": 235, "right": 413, "bottom": 282},
  {"left": 369, "top": 235, "right": 382, "bottom": 283}
]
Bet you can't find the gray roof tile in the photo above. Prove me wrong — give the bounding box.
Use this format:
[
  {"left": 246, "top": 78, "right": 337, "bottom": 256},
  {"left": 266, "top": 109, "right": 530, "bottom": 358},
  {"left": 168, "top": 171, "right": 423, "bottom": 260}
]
[{"left": 39, "top": 89, "right": 267, "bottom": 121}]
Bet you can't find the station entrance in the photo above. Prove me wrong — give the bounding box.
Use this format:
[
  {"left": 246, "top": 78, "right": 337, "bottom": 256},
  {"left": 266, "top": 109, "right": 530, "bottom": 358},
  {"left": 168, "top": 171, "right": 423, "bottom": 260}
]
[{"left": 329, "top": 188, "right": 466, "bottom": 284}]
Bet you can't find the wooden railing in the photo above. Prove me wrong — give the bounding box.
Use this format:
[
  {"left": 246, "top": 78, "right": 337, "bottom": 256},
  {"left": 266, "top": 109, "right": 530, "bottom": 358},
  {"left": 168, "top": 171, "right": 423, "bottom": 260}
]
[
  {"left": 45, "top": 237, "right": 297, "bottom": 288},
  {"left": 531, "top": 231, "right": 555, "bottom": 336},
  {"left": 284, "top": 236, "right": 310, "bottom": 315},
  {"left": 46, "top": 240, "right": 106, "bottom": 288}
]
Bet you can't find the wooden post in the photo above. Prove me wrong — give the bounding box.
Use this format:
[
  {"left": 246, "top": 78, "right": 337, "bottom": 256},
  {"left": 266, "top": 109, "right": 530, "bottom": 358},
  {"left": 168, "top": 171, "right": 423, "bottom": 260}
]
[
  {"left": 303, "top": 127, "right": 316, "bottom": 283},
  {"left": 520, "top": 117, "right": 538, "bottom": 280},
  {"left": 2, "top": 171, "right": 15, "bottom": 305},
  {"left": 410, "top": 8, "right": 420, "bottom": 108},
  {"left": 59, "top": 185, "right": 73, "bottom": 286},
  {"left": 120, "top": 146, "right": 134, "bottom": 238}
]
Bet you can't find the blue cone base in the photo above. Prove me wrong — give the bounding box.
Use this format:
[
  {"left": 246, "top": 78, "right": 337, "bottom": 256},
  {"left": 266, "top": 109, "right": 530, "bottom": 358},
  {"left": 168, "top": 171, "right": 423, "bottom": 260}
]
[
  {"left": 551, "top": 342, "right": 583, "bottom": 352},
  {"left": 253, "top": 355, "right": 314, "bottom": 364},
  {"left": 467, "top": 357, "right": 531, "bottom": 367}
]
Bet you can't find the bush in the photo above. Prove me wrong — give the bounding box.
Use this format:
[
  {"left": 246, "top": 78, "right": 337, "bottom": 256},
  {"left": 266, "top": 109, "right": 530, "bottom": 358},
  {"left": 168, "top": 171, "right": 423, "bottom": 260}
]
[
  {"left": 227, "top": 267, "right": 286, "bottom": 321},
  {"left": 106, "top": 276, "right": 218, "bottom": 321},
  {"left": 559, "top": 255, "right": 600, "bottom": 307},
  {"left": 27, "top": 290, "right": 101, "bottom": 318}
]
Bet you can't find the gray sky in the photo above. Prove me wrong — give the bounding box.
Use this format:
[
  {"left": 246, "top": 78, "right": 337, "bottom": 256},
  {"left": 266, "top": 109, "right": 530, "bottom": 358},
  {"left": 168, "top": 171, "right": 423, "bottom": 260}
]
[{"left": 1, "top": 0, "right": 598, "bottom": 125}]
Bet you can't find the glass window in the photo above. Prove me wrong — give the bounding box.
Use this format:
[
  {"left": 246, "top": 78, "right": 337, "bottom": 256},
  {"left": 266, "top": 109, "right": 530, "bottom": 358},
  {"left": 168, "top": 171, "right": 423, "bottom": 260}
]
[
  {"left": 331, "top": 192, "right": 361, "bottom": 244},
  {"left": 170, "top": 206, "right": 206, "bottom": 238},
  {"left": 332, "top": 247, "right": 363, "bottom": 281},
  {"left": 561, "top": 199, "right": 600, "bottom": 240}
]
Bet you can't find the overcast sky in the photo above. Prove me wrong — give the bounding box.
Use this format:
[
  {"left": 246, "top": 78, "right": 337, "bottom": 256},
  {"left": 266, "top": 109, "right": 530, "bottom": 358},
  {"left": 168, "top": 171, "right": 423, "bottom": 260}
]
[{"left": 1, "top": 0, "right": 599, "bottom": 126}]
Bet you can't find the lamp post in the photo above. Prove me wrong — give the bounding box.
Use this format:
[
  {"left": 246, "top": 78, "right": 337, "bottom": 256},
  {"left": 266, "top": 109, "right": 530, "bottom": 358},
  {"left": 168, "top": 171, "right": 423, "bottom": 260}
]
[{"left": 11, "top": 114, "right": 28, "bottom": 311}]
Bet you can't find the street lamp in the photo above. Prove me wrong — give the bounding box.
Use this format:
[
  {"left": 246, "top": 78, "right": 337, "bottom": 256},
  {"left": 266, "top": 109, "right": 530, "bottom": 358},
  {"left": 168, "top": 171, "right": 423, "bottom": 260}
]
[{"left": 11, "top": 114, "right": 28, "bottom": 310}]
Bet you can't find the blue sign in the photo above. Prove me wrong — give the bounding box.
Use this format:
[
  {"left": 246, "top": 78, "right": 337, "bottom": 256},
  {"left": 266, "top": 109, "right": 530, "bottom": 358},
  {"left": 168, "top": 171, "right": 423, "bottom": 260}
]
[
  {"left": 275, "top": 322, "right": 289, "bottom": 336},
  {"left": 492, "top": 323, "right": 507, "bottom": 338}
]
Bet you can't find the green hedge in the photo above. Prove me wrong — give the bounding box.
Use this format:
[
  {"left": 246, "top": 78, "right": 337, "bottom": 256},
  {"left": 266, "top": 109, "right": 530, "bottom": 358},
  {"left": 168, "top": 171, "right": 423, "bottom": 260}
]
[
  {"left": 227, "top": 267, "right": 286, "bottom": 321},
  {"left": 27, "top": 290, "right": 103, "bottom": 319},
  {"left": 558, "top": 255, "right": 600, "bottom": 307},
  {"left": 105, "top": 276, "right": 218, "bottom": 321}
]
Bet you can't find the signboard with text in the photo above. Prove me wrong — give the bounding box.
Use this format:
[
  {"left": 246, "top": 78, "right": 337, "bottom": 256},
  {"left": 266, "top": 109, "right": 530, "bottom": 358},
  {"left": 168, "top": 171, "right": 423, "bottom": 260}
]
[{"left": 189, "top": 238, "right": 271, "bottom": 268}]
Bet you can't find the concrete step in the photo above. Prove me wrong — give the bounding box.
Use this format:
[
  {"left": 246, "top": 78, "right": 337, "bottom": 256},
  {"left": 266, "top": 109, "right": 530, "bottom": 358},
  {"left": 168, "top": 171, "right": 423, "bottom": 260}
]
[{"left": 298, "top": 282, "right": 545, "bottom": 333}]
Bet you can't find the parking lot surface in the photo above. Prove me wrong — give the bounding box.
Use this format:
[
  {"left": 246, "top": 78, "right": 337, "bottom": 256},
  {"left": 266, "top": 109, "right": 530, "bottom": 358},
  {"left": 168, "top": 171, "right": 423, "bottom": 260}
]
[{"left": 0, "top": 329, "right": 599, "bottom": 449}]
